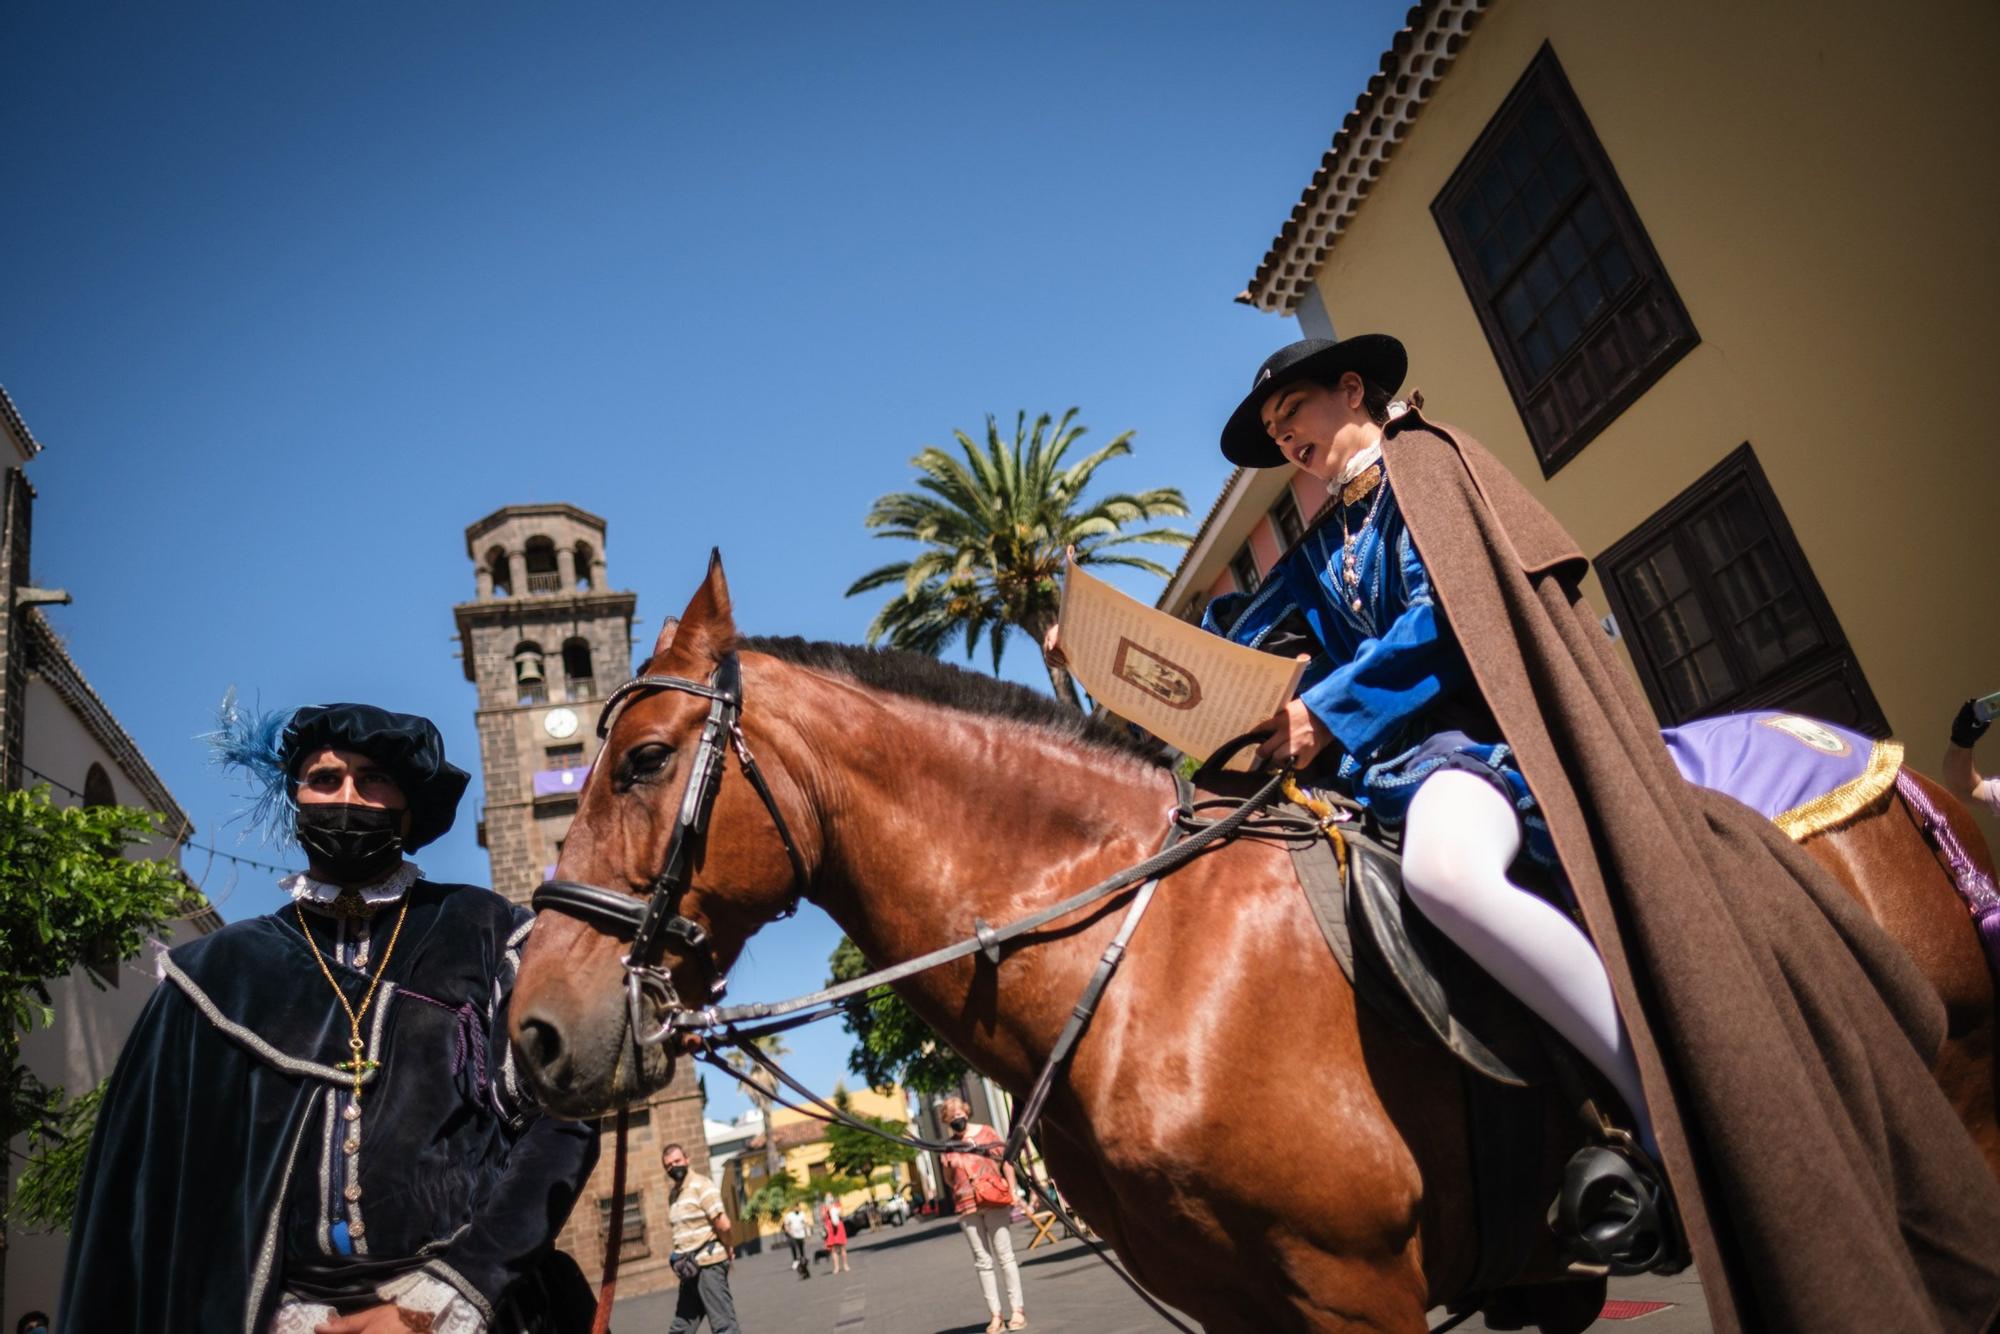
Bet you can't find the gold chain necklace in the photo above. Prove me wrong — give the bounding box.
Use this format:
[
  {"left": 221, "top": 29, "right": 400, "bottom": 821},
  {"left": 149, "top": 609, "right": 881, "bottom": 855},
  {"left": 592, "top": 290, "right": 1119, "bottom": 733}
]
[{"left": 296, "top": 899, "right": 410, "bottom": 1103}]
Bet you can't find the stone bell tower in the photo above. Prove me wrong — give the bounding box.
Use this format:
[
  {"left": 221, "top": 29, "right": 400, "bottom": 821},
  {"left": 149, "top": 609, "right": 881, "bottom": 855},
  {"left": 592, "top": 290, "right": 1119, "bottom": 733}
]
[{"left": 454, "top": 503, "right": 706, "bottom": 1297}]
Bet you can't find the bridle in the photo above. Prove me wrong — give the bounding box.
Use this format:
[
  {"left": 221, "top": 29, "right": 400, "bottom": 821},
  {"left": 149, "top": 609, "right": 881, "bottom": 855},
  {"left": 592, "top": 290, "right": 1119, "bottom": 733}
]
[{"left": 531, "top": 650, "right": 811, "bottom": 1046}]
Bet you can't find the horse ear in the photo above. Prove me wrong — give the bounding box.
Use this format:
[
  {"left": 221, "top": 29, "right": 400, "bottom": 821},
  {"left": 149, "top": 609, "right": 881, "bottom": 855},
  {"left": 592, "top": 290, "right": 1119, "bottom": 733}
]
[{"left": 670, "top": 549, "right": 737, "bottom": 663}]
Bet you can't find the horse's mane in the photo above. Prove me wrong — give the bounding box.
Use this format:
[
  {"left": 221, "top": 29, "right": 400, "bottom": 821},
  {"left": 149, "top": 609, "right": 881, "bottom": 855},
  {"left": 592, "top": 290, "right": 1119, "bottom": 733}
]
[{"left": 739, "top": 636, "right": 1172, "bottom": 769}]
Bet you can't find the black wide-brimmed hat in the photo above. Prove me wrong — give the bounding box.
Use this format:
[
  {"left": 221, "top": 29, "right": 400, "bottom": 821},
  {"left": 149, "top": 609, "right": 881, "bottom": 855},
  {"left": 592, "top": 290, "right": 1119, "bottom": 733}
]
[
  {"left": 1219, "top": 334, "right": 1407, "bottom": 468},
  {"left": 283, "top": 703, "right": 470, "bottom": 851}
]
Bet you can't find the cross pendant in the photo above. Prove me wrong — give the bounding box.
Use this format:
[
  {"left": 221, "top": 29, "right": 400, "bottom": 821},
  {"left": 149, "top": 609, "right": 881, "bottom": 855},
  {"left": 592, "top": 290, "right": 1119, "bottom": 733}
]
[{"left": 336, "top": 1058, "right": 379, "bottom": 1075}]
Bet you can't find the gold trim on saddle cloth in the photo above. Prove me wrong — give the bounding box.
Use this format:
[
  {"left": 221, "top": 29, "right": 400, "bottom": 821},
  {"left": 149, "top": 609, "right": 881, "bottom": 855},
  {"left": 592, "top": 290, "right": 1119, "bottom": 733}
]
[{"left": 1774, "top": 738, "right": 1905, "bottom": 841}]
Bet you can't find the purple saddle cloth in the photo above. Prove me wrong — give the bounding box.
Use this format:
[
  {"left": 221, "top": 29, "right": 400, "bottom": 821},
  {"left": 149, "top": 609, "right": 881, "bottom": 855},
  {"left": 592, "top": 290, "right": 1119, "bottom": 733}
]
[
  {"left": 1662, "top": 711, "right": 1900, "bottom": 836},
  {"left": 1664, "top": 710, "right": 2000, "bottom": 977}
]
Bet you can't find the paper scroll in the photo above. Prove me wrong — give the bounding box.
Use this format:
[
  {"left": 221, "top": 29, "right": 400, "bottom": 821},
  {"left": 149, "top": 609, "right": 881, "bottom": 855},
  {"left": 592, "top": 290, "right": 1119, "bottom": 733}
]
[{"left": 1056, "top": 553, "right": 1302, "bottom": 767}]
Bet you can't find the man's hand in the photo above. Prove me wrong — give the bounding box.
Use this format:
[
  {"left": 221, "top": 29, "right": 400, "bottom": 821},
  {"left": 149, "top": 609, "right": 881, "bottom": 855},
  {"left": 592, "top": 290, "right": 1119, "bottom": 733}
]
[
  {"left": 1253, "top": 696, "right": 1336, "bottom": 770},
  {"left": 316, "top": 1305, "right": 429, "bottom": 1333}
]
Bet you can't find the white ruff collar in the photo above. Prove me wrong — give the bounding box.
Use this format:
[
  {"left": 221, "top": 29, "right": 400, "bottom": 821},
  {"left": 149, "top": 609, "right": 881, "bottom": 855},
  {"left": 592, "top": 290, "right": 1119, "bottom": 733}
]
[{"left": 279, "top": 860, "right": 424, "bottom": 908}]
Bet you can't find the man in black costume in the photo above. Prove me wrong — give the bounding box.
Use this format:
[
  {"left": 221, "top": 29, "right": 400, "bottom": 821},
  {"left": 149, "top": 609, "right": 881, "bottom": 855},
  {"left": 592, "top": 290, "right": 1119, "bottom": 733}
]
[{"left": 58, "top": 702, "right": 597, "bottom": 1333}]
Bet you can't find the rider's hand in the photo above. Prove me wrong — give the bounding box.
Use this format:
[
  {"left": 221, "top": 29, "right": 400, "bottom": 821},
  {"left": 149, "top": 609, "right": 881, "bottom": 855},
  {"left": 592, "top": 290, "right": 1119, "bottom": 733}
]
[
  {"left": 1254, "top": 696, "right": 1336, "bottom": 770},
  {"left": 1953, "top": 699, "right": 1991, "bottom": 751},
  {"left": 1041, "top": 622, "right": 1068, "bottom": 671}
]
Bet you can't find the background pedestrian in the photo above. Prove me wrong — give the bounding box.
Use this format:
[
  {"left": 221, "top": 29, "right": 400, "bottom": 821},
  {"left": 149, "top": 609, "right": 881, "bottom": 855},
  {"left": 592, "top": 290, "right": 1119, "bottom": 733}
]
[
  {"left": 821, "top": 1194, "right": 852, "bottom": 1273},
  {"left": 938, "top": 1096, "right": 1026, "bottom": 1332},
  {"left": 781, "top": 1201, "right": 814, "bottom": 1279},
  {"left": 663, "top": 1141, "right": 741, "bottom": 1334}
]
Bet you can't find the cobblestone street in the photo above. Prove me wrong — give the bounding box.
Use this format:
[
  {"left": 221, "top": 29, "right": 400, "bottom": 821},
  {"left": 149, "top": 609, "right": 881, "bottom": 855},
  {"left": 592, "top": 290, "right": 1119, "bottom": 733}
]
[{"left": 609, "top": 1215, "right": 1713, "bottom": 1332}]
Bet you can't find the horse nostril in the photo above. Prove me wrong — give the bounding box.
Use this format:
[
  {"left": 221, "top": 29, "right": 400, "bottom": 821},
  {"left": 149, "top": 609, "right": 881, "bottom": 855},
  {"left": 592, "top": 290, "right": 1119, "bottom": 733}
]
[{"left": 515, "top": 1011, "right": 568, "bottom": 1083}]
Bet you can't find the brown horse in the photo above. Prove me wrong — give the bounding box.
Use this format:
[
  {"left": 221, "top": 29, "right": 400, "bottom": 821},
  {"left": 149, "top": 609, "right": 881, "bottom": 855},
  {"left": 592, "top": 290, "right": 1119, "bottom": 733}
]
[{"left": 509, "top": 559, "right": 2000, "bottom": 1332}]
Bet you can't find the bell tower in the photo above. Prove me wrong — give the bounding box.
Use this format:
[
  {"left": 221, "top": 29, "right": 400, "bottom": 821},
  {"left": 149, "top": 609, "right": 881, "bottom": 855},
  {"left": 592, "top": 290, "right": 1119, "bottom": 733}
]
[
  {"left": 454, "top": 503, "right": 706, "bottom": 1297},
  {"left": 454, "top": 503, "right": 632, "bottom": 906}
]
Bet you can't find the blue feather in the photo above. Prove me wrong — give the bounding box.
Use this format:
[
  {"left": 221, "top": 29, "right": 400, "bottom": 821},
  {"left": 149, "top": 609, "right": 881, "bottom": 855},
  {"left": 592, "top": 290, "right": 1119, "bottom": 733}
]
[{"left": 206, "top": 690, "right": 300, "bottom": 845}]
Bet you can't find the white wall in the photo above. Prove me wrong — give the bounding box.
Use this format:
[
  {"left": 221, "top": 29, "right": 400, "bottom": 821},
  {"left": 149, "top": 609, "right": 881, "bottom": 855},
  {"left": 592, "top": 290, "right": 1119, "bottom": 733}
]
[{"left": 6, "top": 675, "right": 201, "bottom": 1329}]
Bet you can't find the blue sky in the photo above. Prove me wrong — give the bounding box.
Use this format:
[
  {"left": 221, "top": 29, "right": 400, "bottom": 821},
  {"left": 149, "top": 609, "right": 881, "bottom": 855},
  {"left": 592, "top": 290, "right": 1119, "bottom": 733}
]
[{"left": 2, "top": 0, "right": 1413, "bottom": 1117}]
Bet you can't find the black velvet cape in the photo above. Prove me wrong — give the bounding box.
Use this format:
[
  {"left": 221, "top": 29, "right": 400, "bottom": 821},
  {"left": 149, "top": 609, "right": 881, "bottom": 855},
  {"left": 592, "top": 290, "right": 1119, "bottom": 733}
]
[{"left": 55, "top": 880, "right": 597, "bottom": 1334}]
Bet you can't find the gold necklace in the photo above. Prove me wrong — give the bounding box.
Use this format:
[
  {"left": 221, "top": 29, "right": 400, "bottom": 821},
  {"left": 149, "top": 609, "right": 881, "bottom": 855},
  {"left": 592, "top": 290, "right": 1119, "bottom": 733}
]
[{"left": 296, "top": 899, "right": 410, "bottom": 1103}]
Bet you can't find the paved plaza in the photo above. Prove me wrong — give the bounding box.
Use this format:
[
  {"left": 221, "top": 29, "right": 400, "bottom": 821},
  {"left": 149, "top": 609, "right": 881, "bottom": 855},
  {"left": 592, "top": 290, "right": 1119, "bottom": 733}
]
[{"left": 608, "top": 1214, "right": 1713, "bottom": 1332}]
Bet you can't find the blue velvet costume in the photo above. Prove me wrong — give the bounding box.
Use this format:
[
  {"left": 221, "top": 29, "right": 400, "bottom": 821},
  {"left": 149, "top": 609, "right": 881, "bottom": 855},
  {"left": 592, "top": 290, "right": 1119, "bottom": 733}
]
[{"left": 1202, "top": 462, "right": 1555, "bottom": 866}]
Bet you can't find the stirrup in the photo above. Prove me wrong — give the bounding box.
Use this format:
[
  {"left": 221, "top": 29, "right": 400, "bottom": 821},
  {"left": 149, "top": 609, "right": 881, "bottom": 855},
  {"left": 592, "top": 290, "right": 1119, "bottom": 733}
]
[{"left": 1550, "top": 1134, "right": 1687, "bottom": 1276}]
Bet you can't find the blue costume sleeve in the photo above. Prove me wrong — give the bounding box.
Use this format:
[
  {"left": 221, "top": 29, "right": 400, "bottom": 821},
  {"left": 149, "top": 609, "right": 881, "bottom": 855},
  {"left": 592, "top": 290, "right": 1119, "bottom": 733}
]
[{"left": 1298, "top": 525, "right": 1470, "bottom": 758}]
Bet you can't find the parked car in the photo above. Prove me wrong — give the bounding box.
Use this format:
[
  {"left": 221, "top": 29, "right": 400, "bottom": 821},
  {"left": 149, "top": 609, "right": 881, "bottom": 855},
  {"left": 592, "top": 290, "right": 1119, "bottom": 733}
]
[{"left": 849, "top": 1195, "right": 910, "bottom": 1231}]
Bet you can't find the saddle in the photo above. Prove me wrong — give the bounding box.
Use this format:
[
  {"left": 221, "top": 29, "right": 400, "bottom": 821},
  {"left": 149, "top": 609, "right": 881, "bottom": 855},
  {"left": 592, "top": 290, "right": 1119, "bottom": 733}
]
[{"left": 1282, "top": 797, "right": 1685, "bottom": 1296}]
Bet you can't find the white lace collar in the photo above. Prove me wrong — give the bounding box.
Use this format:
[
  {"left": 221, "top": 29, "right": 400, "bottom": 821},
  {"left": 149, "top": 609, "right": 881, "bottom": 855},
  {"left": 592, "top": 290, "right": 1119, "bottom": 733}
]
[{"left": 278, "top": 860, "right": 424, "bottom": 908}]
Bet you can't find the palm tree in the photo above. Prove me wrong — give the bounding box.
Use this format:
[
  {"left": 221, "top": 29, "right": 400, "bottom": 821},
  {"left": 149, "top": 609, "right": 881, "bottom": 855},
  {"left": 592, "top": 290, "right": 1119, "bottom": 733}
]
[
  {"left": 723, "top": 1035, "right": 791, "bottom": 1188},
  {"left": 846, "top": 409, "right": 1192, "bottom": 709}
]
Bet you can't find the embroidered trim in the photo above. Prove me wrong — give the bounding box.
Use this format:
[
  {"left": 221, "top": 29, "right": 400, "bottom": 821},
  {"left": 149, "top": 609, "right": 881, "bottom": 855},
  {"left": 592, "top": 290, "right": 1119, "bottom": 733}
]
[
  {"left": 421, "top": 1260, "right": 495, "bottom": 1322},
  {"left": 1229, "top": 569, "right": 1292, "bottom": 647},
  {"left": 247, "top": 1094, "right": 321, "bottom": 1333},
  {"left": 163, "top": 959, "right": 396, "bottom": 1085},
  {"left": 1339, "top": 464, "right": 1383, "bottom": 507},
  {"left": 316, "top": 1087, "right": 337, "bottom": 1255},
  {"left": 1775, "top": 739, "right": 1905, "bottom": 841}
]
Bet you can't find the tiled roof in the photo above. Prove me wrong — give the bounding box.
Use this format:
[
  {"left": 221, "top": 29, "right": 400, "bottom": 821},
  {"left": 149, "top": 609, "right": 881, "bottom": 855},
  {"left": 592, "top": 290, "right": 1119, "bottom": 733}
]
[
  {"left": 749, "top": 1121, "right": 830, "bottom": 1153},
  {"left": 1239, "top": 0, "right": 1491, "bottom": 314},
  {"left": 0, "top": 385, "right": 45, "bottom": 457}
]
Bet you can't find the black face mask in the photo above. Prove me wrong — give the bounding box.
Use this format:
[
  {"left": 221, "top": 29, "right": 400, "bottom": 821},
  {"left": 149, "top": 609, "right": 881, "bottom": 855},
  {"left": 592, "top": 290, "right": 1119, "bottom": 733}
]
[
  {"left": 296, "top": 803, "right": 406, "bottom": 885},
  {"left": 667, "top": 1164, "right": 689, "bottom": 1182},
  {"left": 949, "top": 1116, "right": 969, "bottom": 1134}
]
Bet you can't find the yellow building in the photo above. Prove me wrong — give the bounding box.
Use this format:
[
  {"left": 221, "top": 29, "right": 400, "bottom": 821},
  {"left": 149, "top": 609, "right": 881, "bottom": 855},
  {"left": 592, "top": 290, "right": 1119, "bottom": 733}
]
[
  {"left": 1167, "top": 0, "right": 2000, "bottom": 833},
  {"left": 721, "top": 1086, "right": 920, "bottom": 1242}
]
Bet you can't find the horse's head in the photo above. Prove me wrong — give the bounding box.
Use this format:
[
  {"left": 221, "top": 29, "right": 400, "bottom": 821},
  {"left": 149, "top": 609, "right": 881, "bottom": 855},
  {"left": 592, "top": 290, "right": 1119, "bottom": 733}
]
[{"left": 508, "top": 553, "right": 814, "bottom": 1116}]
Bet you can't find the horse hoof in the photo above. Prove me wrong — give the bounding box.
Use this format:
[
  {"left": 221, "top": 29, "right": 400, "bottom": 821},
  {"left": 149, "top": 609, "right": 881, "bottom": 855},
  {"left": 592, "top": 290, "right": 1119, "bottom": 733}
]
[{"left": 1550, "top": 1144, "right": 1687, "bottom": 1276}]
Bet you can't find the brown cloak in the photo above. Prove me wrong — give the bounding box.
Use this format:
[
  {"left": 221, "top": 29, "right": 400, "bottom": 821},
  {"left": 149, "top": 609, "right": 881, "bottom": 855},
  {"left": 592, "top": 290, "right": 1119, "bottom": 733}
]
[{"left": 1381, "top": 410, "right": 2000, "bottom": 1333}]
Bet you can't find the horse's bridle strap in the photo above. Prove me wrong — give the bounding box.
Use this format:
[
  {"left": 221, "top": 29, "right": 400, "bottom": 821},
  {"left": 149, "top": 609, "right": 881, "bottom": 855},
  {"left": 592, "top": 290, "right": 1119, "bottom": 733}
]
[
  {"left": 531, "top": 651, "right": 810, "bottom": 1022},
  {"left": 534, "top": 880, "right": 711, "bottom": 953}
]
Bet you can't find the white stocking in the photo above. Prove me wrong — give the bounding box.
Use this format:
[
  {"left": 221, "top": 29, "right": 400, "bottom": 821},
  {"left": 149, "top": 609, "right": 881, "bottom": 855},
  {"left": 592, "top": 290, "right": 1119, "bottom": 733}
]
[{"left": 1400, "top": 769, "right": 1657, "bottom": 1156}]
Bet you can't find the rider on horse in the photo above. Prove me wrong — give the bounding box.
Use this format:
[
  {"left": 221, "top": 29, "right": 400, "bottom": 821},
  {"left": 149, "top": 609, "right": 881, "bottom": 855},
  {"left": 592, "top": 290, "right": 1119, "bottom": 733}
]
[{"left": 1059, "top": 334, "right": 2000, "bottom": 1330}]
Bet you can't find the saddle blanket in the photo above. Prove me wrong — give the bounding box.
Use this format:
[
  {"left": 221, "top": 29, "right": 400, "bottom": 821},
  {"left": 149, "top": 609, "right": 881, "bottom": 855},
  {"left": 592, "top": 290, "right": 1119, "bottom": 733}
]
[{"left": 1662, "top": 711, "right": 1903, "bottom": 841}]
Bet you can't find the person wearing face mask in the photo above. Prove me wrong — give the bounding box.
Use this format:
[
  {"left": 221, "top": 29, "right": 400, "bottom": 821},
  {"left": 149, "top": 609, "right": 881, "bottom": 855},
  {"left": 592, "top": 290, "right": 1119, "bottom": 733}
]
[
  {"left": 56, "top": 701, "right": 598, "bottom": 1334},
  {"left": 661, "top": 1142, "right": 738, "bottom": 1333},
  {"left": 937, "top": 1097, "right": 1025, "bottom": 1333}
]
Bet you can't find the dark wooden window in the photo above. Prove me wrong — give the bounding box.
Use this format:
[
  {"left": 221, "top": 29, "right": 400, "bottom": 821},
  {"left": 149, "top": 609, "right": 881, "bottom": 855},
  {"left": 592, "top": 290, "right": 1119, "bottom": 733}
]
[
  {"left": 1229, "top": 546, "right": 1261, "bottom": 594},
  {"left": 1433, "top": 44, "right": 1698, "bottom": 476},
  {"left": 1270, "top": 488, "right": 1305, "bottom": 549},
  {"left": 1598, "top": 445, "right": 1887, "bottom": 735},
  {"left": 545, "top": 743, "right": 586, "bottom": 770},
  {"left": 597, "top": 1191, "right": 649, "bottom": 1261}
]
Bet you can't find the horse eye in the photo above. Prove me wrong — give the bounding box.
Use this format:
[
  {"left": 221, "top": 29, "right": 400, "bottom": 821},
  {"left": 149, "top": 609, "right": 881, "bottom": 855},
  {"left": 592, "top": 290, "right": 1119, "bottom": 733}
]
[{"left": 618, "top": 743, "right": 674, "bottom": 786}]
